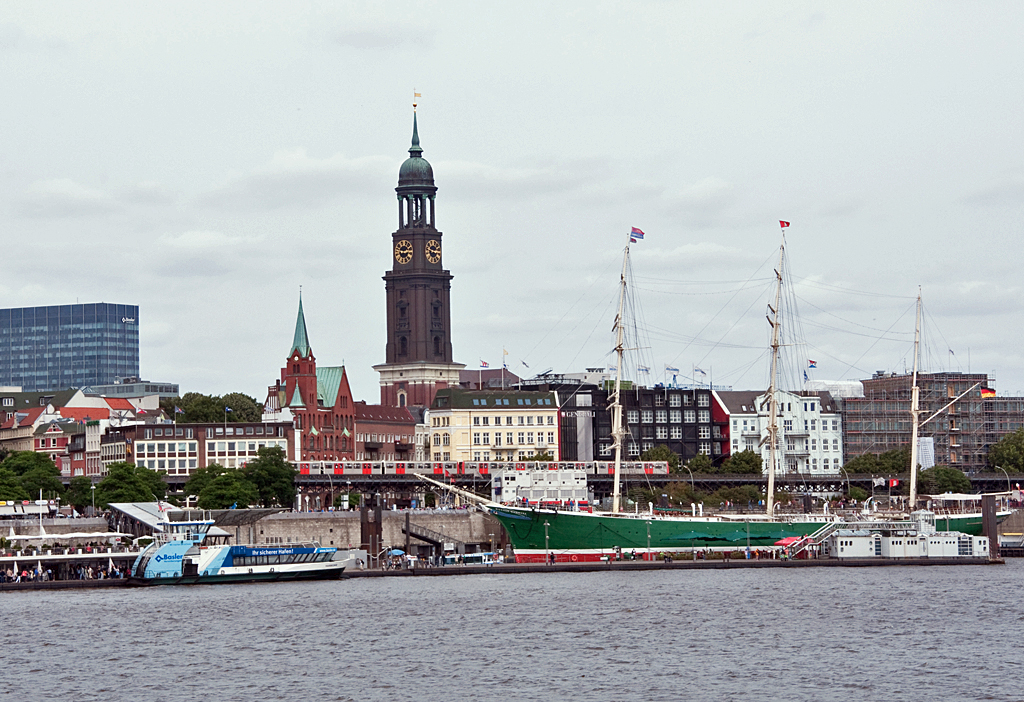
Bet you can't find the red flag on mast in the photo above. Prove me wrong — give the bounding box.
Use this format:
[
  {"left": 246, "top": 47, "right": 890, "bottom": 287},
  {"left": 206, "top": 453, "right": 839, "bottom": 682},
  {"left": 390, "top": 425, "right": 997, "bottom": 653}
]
[{"left": 779, "top": 221, "right": 790, "bottom": 228}]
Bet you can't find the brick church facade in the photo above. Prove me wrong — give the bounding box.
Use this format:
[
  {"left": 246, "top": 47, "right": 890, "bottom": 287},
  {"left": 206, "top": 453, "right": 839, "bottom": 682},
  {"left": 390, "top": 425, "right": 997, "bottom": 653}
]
[{"left": 268, "top": 296, "right": 356, "bottom": 462}]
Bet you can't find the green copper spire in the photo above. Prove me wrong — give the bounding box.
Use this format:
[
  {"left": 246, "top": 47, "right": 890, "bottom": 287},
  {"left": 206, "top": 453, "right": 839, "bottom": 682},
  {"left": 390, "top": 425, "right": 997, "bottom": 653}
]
[
  {"left": 409, "top": 111, "right": 422, "bottom": 156},
  {"left": 291, "top": 294, "right": 310, "bottom": 357}
]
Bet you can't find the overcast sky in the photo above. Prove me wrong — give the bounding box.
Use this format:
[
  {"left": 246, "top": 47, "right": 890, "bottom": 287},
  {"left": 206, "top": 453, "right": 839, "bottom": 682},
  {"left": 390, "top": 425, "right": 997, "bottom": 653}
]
[{"left": 2, "top": 2, "right": 1022, "bottom": 402}]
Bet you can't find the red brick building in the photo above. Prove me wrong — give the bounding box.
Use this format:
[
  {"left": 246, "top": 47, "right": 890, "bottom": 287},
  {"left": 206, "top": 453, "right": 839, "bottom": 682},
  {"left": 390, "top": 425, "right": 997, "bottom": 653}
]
[
  {"left": 353, "top": 401, "right": 417, "bottom": 461},
  {"left": 267, "top": 296, "right": 356, "bottom": 462}
]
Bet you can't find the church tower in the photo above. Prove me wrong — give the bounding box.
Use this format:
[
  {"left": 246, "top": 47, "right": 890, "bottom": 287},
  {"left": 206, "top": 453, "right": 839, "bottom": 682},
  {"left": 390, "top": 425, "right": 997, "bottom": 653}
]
[{"left": 373, "top": 111, "right": 464, "bottom": 408}]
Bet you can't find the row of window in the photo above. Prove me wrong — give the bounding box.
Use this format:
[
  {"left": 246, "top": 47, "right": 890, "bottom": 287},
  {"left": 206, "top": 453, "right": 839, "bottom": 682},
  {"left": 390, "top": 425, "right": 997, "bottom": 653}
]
[
  {"left": 472, "top": 431, "right": 556, "bottom": 446},
  {"left": 626, "top": 409, "right": 712, "bottom": 424},
  {"left": 472, "top": 415, "right": 555, "bottom": 426},
  {"left": 471, "top": 398, "right": 554, "bottom": 406},
  {"left": 141, "top": 425, "right": 286, "bottom": 439},
  {"left": 599, "top": 441, "right": 723, "bottom": 457}
]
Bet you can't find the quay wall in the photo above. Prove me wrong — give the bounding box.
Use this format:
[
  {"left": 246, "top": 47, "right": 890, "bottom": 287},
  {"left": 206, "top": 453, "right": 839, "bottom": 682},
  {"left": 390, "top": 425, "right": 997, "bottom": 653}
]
[{"left": 241, "top": 510, "right": 502, "bottom": 551}]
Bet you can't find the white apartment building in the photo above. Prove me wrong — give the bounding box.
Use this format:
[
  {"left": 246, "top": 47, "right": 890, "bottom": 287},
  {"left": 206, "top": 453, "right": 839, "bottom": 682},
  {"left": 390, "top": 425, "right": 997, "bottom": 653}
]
[{"left": 718, "top": 390, "right": 843, "bottom": 475}]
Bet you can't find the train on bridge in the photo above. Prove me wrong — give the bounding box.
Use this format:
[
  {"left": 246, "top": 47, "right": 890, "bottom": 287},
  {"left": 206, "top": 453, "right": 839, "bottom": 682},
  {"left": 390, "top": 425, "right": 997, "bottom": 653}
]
[{"left": 295, "top": 460, "right": 670, "bottom": 478}]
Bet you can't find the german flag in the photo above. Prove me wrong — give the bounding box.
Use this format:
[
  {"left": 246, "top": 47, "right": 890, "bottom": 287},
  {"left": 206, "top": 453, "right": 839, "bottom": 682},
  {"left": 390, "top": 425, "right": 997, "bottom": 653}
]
[{"left": 981, "top": 388, "right": 995, "bottom": 398}]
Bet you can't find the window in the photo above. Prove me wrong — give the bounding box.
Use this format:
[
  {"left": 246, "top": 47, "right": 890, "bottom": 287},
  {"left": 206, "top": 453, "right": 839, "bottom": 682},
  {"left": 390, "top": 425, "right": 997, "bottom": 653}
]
[
  {"left": 628, "top": 443, "right": 640, "bottom": 457},
  {"left": 669, "top": 410, "right": 681, "bottom": 423},
  {"left": 527, "top": 432, "right": 534, "bottom": 444},
  {"left": 547, "top": 432, "right": 555, "bottom": 444},
  {"left": 518, "top": 432, "right": 525, "bottom": 444},
  {"left": 207, "top": 442, "right": 216, "bottom": 453},
  {"left": 433, "top": 434, "right": 441, "bottom": 446},
  {"left": 473, "top": 417, "right": 480, "bottom": 425},
  {"left": 832, "top": 420, "right": 838, "bottom": 431},
  {"left": 527, "top": 416, "right": 533, "bottom": 425},
  {"left": 642, "top": 410, "right": 654, "bottom": 423},
  {"left": 546, "top": 416, "right": 554, "bottom": 425},
  {"left": 699, "top": 442, "right": 711, "bottom": 455},
  {"left": 518, "top": 416, "right": 525, "bottom": 425},
  {"left": 684, "top": 409, "right": 696, "bottom": 423},
  {"left": 783, "top": 419, "right": 793, "bottom": 431},
  {"left": 599, "top": 444, "right": 612, "bottom": 456},
  {"left": 810, "top": 419, "right": 816, "bottom": 430},
  {"left": 698, "top": 410, "right": 710, "bottom": 423},
  {"left": 495, "top": 434, "right": 502, "bottom": 446},
  {"left": 654, "top": 396, "right": 665, "bottom": 407},
  {"left": 698, "top": 426, "right": 711, "bottom": 439},
  {"left": 482, "top": 416, "right": 489, "bottom": 426},
  {"left": 697, "top": 394, "right": 710, "bottom": 407},
  {"left": 669, "top": 394, "right": 681, "bottom": 408},
  {"left": 443, "top": 433, "right": 450, "bottom": 446},
  {"left": 833, "top": 439, "right": 839, "bottom": 451},
  {"left": 683, "top": 394, "right": 692, "bottom": 406},
  {"left": 655, "top": 409, "right": 667, "bottom": 423},
  {"left": 670, "top": 426, "right": 682, "bottom": 439},
  {"left": 642, "top": 441, "right": 654, "bottom": 452},
  {"left": 627, "top": 410, "right": 639, "bottom": 424},
  {"left": 811, "top": 439, "right": 816, "bottom": 450},
  {"left": 656, "top": 427, "right": 668, "bottom": 440},
  {"left": 787, "top": 439, "right": 795, "bottom": 451}
]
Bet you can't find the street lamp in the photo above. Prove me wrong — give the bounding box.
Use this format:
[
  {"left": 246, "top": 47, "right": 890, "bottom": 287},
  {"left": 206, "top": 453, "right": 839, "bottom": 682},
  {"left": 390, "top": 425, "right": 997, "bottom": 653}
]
[
  {"left": 488, "top": 532, "right": 494, "bottom": 554},
  {"left": 996, "top": 466, "right": 1011, "bottom": 493},
  {"left": 840, "top": 467, "right": 851, "bottom": 500},
  {"left": 684, "top": 466, "right": 694, "bottom": 493},
  {"left": 543, "top": 520, "right": 550, "bottom": 564},
  {"left": 91, "top": 484, "right": 96, "bottom": 516}
]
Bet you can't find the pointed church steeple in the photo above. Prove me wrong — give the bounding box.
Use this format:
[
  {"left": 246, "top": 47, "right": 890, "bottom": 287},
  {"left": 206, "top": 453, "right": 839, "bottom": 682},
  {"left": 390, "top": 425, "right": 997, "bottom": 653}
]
[
  {"left": 291, "top": 294, "right": 311, "bottom": 358},
  {"left": 409, "top": 111, "right": 422, "bottom": 157}
]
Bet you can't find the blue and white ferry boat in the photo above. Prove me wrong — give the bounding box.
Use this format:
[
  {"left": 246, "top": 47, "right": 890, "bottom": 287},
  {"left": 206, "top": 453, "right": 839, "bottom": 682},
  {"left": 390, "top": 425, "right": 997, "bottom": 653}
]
[{"left": 130, "top": 516, "right": 345, "bottom": 585}]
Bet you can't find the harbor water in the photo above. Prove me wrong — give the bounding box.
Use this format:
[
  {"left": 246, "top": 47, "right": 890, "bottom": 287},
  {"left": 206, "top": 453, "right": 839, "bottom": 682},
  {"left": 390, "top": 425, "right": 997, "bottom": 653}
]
[{"left": 3, "top": 560, "right": 1021, "bottom": 701}]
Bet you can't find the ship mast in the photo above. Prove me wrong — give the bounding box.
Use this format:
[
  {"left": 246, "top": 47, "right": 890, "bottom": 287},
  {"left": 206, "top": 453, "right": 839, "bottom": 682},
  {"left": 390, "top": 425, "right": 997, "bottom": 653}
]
[
  {"left": 908, "top": 289, "right": 922, "bottom": 510},
  {"left": 610, "top": 243, "right": 630, "bottom": 514},
  {"left": 764, "top": 233, "right": 786, "bottom": 516}
]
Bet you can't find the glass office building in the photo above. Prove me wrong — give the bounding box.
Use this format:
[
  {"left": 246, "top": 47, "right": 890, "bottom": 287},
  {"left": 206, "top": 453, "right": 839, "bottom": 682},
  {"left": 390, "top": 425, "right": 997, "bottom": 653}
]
[{"left": 0, "top": 303, "right": 140, "bottom": 392}]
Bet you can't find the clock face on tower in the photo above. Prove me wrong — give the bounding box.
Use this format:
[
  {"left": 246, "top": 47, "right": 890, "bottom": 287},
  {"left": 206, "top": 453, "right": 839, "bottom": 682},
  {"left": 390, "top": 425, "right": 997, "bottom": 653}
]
[
  {"left": 425, "top": 240, "right": 441, "bottom": 264},
  {"left": 394, "top": 240, "right": 413, "bottom": 264}
]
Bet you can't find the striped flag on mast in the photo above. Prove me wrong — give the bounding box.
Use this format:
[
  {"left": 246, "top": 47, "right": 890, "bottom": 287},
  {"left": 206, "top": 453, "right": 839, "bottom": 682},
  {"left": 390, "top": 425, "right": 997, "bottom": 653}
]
[{"left": 630, "top": 227, "right": 644, "bottom": 243}]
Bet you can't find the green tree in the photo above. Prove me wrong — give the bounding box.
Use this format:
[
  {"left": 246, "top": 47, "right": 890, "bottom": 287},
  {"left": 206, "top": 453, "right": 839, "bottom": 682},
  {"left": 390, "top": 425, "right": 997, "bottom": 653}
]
[
  {"left": 687, "top": 454, "right": 714, "bottom": 473},
  {"left": 65, "top": 476, "right": 94, "bottom": 512},
  {"left": 721, "top": 449, "right": 763, "bottom": 474},
  {"left": 843, "top": 446, "right": 915, "bottom": 475},
  {"left": 0, "top": 467, "right": 28, "bottom": 501},
  {"left": 1, "top": 450, "right": 59, "bottom": 476},
  {"left": 847, "top": 486, "right": 869, "bottom": 502},
  {"left": 197, "top": 470, "right": 259, "bottom": 509},
  {"left": 184, "top": 463, "right": 227, "bottom": 499},
  {"left": 20, "top": 463, "right": 65, "bottom": 500},
  {"left": 988, "top": 428, "right": 1024, "bottom": 473},
  {"left": 241, "top": 446, "right": 295, "bottom": 507},
  {"left": 641, "top": 445, "right": 680, "bottom": 473},
  {"left": 221, "top": 392, "right": 262, "bottom": 422},
  {"left": 162, "top": 392, "right": 263, "bottom": 424},
  {"left": 95, "top": 462, "right": 166, "bottom": 508},
  {"left": 917, "top": 466, "right": 971, "bottom": 495}
]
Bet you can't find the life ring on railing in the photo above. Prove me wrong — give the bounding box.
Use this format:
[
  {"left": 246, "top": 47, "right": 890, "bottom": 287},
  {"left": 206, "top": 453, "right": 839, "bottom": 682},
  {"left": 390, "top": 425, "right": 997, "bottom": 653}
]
[{"left": 570, "top": 554, "right": 578, "bottom": 562}]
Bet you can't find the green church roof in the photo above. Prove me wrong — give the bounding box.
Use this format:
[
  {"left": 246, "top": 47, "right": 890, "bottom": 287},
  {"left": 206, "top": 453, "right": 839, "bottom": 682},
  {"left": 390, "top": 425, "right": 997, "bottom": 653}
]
[
  {"left": 316, "top": 366, "right": 345, "bottom": 407},
  {"left": 288, "top": 385, "right": 305, "bottom": 408}
]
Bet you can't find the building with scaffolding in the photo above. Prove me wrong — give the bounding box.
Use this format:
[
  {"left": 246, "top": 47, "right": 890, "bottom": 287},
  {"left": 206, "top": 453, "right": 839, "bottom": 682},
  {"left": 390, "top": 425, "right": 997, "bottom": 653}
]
[{"left": 841, "top": 371, "right": 1024, "bottom": 473}]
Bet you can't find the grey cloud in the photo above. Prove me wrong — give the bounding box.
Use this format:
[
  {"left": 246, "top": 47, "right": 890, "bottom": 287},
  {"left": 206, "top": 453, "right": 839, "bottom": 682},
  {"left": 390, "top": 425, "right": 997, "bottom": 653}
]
[
  {"left": 13, "top": 178, "right": 120, "bottom": 218},
  {"left": 197, "top": 150, "right": 393, "bottom": 211}
]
